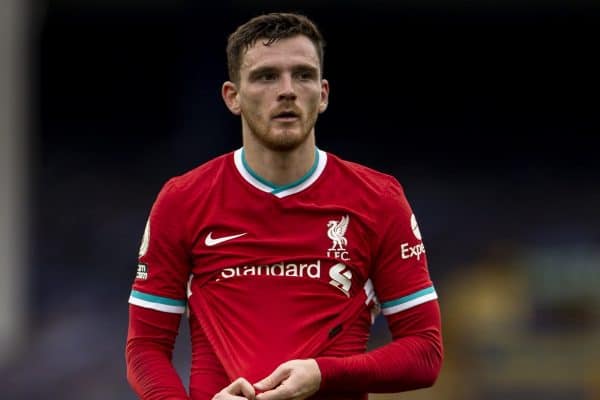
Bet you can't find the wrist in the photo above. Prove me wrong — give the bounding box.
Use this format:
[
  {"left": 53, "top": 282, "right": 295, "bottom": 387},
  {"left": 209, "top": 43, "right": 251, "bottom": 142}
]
[{"left": 314, "top": 356, "right": 343, "bottom": 391}]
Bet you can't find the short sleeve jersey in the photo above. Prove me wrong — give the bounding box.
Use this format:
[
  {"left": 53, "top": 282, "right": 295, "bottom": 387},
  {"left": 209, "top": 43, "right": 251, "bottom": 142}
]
[{"left": 129, "top": 148, "right": 437, "bottom": 383}]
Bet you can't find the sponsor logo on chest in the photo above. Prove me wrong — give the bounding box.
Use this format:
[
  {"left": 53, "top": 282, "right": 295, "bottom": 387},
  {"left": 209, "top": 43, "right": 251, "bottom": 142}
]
[{"left": 209, "top": 215, "right": 356, "bottom": 296}]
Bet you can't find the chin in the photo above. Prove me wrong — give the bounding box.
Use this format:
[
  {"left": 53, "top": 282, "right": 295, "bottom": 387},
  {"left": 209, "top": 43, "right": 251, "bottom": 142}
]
[
  {"left": 255, "top": 128, "right": 305, "bottom": 151},
  {"left": 263, "top": 134, "right": 307, "bottom": 152},
  {"left": 264, "top": 140, "right": 302, "bottom": 152}
]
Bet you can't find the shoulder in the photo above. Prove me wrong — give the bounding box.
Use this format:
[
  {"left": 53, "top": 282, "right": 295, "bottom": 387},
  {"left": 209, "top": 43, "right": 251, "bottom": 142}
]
[
  {"left": 160, "top": 152, "right": 233, "bottom": 197},
  {"left": 326, "top": 152, "right": 405, "bottom": 199}
]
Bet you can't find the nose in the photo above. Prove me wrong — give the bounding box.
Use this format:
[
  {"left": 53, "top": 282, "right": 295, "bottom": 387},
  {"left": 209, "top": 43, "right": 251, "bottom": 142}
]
[{"left": 277, "top": 74, "right": 297, "bottom": 101}]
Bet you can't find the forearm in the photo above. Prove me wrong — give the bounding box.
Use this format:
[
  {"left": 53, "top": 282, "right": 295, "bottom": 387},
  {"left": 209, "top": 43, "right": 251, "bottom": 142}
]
[
  {"left": 126, "top": 305, "right": 190, "bottom": 400},
  {"left": 316, "top": 301, "right": 443, "bottom": 393},
  {"left": 126, "top": 342, "right": 190, "bottom": 399}
]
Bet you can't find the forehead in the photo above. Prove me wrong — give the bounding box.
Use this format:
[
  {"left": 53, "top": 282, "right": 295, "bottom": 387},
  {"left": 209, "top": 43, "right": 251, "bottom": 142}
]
[{"left": 241, "top": 35, "right": 320, "bottom": 73}]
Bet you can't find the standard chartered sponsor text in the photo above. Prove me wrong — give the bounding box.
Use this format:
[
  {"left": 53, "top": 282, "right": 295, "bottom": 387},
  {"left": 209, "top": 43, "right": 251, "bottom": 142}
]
[{"left": 219, "top": 260, "right": 321, "bottom": 279}]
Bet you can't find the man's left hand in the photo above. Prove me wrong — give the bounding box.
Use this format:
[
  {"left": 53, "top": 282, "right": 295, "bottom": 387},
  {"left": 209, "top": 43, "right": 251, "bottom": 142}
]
[{"left": 254, "top": 359, "right": 321, "bottom": 400}]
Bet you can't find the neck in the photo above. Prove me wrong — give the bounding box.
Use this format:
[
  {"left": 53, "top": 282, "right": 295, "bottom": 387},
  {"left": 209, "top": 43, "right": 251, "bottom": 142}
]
[{"left": 242, "top": 136, "right": 316, "bottom": 187}]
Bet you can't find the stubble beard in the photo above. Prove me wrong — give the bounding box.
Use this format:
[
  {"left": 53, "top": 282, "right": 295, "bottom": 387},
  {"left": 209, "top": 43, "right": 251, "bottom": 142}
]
[{"left": 246, "top": 116, "right": 316, "bottom": 153}]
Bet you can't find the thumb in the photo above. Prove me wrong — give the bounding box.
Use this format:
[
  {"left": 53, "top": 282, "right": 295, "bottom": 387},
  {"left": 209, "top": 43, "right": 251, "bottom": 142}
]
[{"left": 254, "top": 364, "right": 289, "bottom": 391}]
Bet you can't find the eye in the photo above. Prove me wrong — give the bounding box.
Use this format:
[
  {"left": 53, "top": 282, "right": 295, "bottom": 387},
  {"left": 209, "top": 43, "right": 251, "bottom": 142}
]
[
  {"left": 296, "top": 70, "right": 316, "bottom": 81},
  {"left": 258, "top": 72, "right": 277, "bottom": 81}
]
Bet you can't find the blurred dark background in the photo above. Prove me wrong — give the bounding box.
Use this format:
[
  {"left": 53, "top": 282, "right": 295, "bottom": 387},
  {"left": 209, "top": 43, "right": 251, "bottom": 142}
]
[{"left": 0, "top": 1, "right": 599, "bottom": 399}]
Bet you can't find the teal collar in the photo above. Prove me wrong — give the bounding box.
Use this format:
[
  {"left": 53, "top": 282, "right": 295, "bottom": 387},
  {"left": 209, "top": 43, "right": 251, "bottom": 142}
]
[{"left": 233, "top": 147, "right": 328, "bottom": 198}]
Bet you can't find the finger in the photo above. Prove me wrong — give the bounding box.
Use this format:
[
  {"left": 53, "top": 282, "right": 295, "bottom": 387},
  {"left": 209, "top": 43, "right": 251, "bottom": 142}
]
[
  {"left": 224, "top": 377, "right": 256, "bottom": 399},
  {"left": 254, "top": 364, "right": 289, "bottom": 391},
  {"left": 237, "top": 379, "right": 256, "bottom": 399},
  {"left": 255, "top": 385, "right": 294, "bottom": 400}
]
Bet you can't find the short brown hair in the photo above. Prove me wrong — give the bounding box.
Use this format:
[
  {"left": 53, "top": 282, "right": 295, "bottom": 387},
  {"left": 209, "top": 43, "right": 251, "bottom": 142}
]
[{"left": 226, "top": 12, "right": 326, "bottom": 84}]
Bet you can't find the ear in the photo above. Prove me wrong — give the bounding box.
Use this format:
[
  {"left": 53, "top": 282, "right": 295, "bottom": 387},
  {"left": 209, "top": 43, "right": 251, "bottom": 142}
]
[
  {"left": 222, "top": 81, "right": 241, "bottom": 115},
  {"left": 319, "top": 79, "right": 330, "bottom": 113}
]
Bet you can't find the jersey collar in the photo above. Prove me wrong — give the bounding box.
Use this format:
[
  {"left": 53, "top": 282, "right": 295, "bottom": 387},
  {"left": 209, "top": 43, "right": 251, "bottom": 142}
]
[{"left": 233, "top": 147, "right": 327, "bottom": 198}]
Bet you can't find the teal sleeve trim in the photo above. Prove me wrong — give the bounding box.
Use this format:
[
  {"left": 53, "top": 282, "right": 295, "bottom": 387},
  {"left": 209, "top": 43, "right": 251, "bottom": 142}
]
[
  {"left": 381, "top": 286, "right": 436, "bottom": 309},
  {"left": 130, "top": 289, "right": 186, "bottom": 306}
]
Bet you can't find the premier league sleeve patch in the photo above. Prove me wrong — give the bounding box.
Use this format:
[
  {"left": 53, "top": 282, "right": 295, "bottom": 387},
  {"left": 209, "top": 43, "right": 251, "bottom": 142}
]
[{"left": 136, "top": 263, "right": 148, "bottom": 280}]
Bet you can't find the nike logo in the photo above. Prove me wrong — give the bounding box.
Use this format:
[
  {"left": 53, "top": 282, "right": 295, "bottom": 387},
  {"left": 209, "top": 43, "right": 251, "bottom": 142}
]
[{"left": 204, "top": 232, "right": 247, "bottom": 246}]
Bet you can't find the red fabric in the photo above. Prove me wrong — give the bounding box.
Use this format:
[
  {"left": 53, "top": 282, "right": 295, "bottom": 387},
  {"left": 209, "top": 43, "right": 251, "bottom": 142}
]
[
  {"left": 316, "top": 300, "right": 443, "bottom": 393},
  {"left": 126, "top": 305, "right": 190, "bottom": 400},
  {"left": 188, "top": 311, "right": 230, "bottom": 399},
  {"left": 126, "top": 150, "right": 443, "bottom": 399}
]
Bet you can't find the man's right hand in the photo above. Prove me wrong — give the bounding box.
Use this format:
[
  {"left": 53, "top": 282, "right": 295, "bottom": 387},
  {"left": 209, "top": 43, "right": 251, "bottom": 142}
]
[{"left": 212, "top": 377, "right": 256, "bottom": 400}]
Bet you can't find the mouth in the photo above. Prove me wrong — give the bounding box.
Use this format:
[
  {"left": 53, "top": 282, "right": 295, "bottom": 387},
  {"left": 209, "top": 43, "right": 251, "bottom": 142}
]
[{"left": 272, "top": 110, "right": 300, "bottom": 121}]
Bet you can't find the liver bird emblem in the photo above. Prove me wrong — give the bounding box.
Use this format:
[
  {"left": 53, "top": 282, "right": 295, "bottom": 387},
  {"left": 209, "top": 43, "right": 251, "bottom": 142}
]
[{"left": 327, "top": 215, "right": 350, "bottom": 251}]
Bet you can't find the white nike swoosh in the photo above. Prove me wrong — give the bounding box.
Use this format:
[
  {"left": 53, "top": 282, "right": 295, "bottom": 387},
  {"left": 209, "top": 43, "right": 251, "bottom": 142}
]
[{"left": 204, "top": 232, "right": 247, "bottom": 246}]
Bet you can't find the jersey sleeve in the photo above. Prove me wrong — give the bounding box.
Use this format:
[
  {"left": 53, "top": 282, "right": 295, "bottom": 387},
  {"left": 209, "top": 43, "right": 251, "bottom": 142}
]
[
  {"left": 371, "top": 179, "right": 437, "bottom": 317},
  {"left": 126, "top": 305, "right": 190, "bottom": 400},
  {"left": 315, "top": 177, "right": 443, "bottom": 393},
  {"left": 129, "top": 178, "right": 191, "bottom": 314}
]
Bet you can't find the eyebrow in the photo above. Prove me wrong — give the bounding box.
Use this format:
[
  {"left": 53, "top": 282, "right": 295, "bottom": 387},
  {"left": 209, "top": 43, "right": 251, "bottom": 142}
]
[
  {"left": 248, "top": 66, "right": 278, "bottom": 79},
  {"left": 293, "top": 65, "right": 319, "bottom": 75},
  {"left": 248, "top": 63, "right": 319, "bottom": 79}
]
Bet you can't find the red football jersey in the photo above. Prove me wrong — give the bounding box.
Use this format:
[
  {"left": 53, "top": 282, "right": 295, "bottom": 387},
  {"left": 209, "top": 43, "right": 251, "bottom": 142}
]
[{"left": 129, "top": 148, "right": 437, "bottom": 398}]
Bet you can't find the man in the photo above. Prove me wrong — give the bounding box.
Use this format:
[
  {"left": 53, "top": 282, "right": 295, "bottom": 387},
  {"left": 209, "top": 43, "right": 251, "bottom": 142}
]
[{"left": 126, "top": 12, "right": 443, "bottom": 400}]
